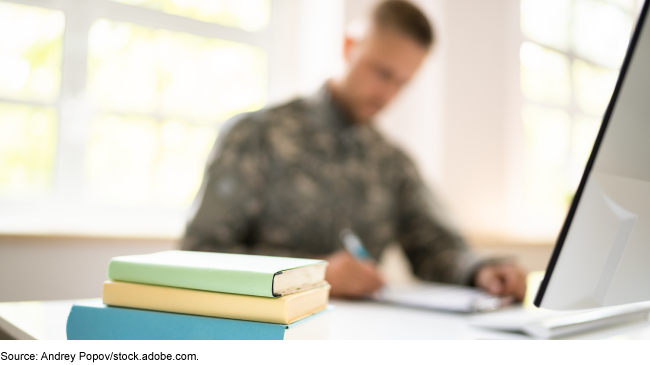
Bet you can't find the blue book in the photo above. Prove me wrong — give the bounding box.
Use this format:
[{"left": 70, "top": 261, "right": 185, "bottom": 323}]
[{"left": 66, "top": 300, "right": 330, "bottom": 340}]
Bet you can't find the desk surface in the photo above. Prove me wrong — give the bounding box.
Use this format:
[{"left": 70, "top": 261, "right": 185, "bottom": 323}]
[{"left": 2, "top": 299, "right": 650, "bottom": 340}]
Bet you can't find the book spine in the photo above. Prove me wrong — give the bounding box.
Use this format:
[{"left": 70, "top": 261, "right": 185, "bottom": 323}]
[
  {"left": 107, "top": 260, "right": 274, "bottom": 297},
  {"left": 66, "top": 304, "right": 286, "bottom": 340}
]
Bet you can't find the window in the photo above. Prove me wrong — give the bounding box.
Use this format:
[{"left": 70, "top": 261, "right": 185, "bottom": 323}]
[
  {"left": 520, "top": 0, "right": 642, "bottom": 229},
  {"left": 0, "top": 3, "right": 63, "bottom": 197},
  {"left": 86, "top": 20, "right": 266, "bottom": 206},
  {"left": 0, "top": 0, "right": 271, "bottom": 235}
]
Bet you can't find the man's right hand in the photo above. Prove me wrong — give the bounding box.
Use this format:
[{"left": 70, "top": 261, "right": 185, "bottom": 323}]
[{"left": 322, "top": 249, "right": 384, "bottom": 299}]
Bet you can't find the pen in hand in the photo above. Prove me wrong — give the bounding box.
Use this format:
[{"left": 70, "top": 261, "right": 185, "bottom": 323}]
[{"left": 339, "top": 228, "right": 374, "bottom": 262}]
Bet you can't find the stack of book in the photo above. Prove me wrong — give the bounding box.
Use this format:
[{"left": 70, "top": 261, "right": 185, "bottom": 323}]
[{"left": 66, "top": 250, "right": 331, "bottom": 340}]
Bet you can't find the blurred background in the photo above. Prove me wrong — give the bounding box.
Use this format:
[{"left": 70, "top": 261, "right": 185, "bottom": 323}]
[{"left": 0, "top": 0, "right": 643, "bottom": 301}]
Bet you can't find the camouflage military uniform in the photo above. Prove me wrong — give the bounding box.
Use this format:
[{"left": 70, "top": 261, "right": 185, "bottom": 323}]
[{"left": 181, "top": 86, "right": 484, "bottom": 285}]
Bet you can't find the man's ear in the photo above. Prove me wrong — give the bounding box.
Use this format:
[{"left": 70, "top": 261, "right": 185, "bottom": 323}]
[{"left": 343, "top": 35, "right": 356, "bottom": 63}]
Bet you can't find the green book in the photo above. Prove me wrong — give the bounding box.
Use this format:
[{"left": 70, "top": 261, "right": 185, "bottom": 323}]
[{"left": 107, "top": 250, "right": 328, "bottom": 298}]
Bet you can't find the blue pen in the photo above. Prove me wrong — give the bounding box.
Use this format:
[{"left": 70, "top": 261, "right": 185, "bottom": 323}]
[{"left": 339, "top": 228, "right": 374, "bottom": 261}]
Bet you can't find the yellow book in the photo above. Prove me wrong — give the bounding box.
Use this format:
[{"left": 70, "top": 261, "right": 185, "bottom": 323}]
[{"left": 102, "top": 280, "right": 330, "bottom": 325}]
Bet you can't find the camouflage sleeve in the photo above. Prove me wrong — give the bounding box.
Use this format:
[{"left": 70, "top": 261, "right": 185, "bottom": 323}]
[
  {"left": 394, "top": 152, "right": 486, "bottom": 285},
  {"left": 180, "top": 113, "right": 271, "bottom": 255}
]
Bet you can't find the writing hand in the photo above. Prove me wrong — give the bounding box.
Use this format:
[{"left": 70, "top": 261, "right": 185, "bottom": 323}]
[{"left": 321, "top": 249, "right": 384, "bottom": 299}]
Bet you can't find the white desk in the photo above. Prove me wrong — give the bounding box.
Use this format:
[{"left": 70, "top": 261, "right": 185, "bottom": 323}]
[{"left": 2, "top": 299, "right": 650, "bottom": 340}]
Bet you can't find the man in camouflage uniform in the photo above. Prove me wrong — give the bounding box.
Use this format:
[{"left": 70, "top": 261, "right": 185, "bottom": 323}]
[{"left": 182, "top": 0, "right": 527, "bottom": 299}]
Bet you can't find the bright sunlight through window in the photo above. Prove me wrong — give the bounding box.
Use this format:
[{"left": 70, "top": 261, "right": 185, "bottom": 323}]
[
  {"left": 0, "top": 0, "right": 269, "bottom": 214},
  {"left": 520, "top": 0, "right": 640, "bottom": 226},
  {"left": 0, "top": 3, "right": 63, "bottom": 197},
  {"left": 86, "top": 20, "right": 267, "bottom": 206}
]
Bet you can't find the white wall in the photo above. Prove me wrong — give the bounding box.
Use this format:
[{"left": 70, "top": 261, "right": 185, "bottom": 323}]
[
  {"left": 438, "top": 0, "right": 524, "bottom": 239},
  {"left": 268, "top": 0, "right": 345, "bottom": 104}
]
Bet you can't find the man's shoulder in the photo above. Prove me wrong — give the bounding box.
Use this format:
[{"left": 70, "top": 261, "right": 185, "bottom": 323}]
[
  {"left": 255, "top": 97, "right": 312, "bottom": 120},
  {"left": 220, "top": 98, "right": 311, "bottom": 136},
  {"left": 366, "top": 127, "right": 414, "bottom": 163}
]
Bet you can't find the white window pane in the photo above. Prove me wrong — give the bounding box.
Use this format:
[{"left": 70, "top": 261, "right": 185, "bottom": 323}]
[
  {"left": 0, "top": 102, "right": 57, "bottom": 197},
  {"left": 573, "top": 59, "right": 619, "bottom": 117},
  {"left": 523, "top": 104, "right": 572, "bottom": 219},
  {"left": 521, "top": 0, "right": 572, "bottom": 51},
  {"left": 88, "top": 19, "right": 267, "bottom": 123},
  {"left": 521, "top": 42, "right": 572, "bottom": 106},
  {"left": 111, "top": 0, "right": 270, "bottom": 32},
  {"left": 0, "top": 2, "right": 64, "bottom": 103},
  {"left": 85, "top": 115, "right": 217, "bottom": 206},
  {"left": 572, "top": 0, "right": 633, "bottom": 68}
]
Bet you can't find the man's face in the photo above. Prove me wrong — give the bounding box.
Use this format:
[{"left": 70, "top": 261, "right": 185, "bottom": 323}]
[{"left": 337, "top": 27, "right": 428, "bottom": 123}]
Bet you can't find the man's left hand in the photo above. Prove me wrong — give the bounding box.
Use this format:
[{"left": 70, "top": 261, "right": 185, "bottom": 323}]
[{"left": 474, "top": 262, "right": 527, "bottom": 302}]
